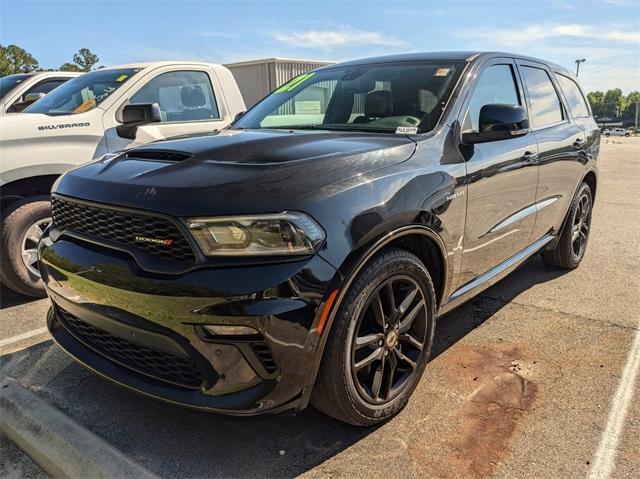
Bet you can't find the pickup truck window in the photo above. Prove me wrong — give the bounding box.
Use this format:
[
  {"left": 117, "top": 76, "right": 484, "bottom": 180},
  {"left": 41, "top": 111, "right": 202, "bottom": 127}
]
[
  {"left": 555, "top": 74, "right": 590, "bottom": 118},
  {"left": 130, "top": 71, "right": 219, "bottom": 122},
  {"left": 26, "top": 68, "right": 138, "bottom": 116},
  {"left": 520, "top": 66, "right": 564, "bottom": 128},
  {"left": 234, "top": 61, "right": 465, "bottom": 133},
  {"left": 0, "top": 73, "right": 32, "bottom": 99}
]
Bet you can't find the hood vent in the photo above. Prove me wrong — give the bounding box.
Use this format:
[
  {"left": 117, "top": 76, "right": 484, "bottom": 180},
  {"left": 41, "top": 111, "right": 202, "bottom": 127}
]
[{"left": 125, "top": 150, "right": 193, "bottom": 162}]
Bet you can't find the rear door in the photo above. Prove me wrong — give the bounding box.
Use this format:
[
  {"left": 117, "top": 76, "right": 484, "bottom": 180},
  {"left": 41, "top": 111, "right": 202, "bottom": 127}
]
[
  {"left": 104, "top": 66, "right": 230, "bottom": 151},
  {"left": 515, "top": 60, "right": 588, "bottom": 240},
  {"left": 457, "top": 59, "right": 540, "bottom": 287}
]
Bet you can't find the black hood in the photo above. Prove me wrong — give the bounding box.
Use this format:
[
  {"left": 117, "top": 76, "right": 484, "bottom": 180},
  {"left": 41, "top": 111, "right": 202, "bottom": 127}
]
[{"left": 55, "top": 129, "right": 416, "bottom": 216}]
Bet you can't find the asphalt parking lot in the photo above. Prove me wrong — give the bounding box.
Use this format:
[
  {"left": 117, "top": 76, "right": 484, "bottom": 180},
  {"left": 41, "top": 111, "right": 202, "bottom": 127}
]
[{"left": 1, "top": 137, "right": 638, "bottom": 479}]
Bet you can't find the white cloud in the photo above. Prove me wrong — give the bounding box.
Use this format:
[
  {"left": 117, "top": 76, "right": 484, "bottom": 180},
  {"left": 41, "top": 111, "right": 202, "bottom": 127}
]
[
  {"left": 455, "top": 23, "right": 639, "bottom": 45},
  {"left": 274, "top": 28, "right": 408, "bottom": 50}
]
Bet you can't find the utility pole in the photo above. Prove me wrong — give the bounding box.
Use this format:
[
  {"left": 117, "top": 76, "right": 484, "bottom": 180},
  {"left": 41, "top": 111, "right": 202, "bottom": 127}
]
[{"left": 575, "top": 58, "right": 586, "bottom": 76}]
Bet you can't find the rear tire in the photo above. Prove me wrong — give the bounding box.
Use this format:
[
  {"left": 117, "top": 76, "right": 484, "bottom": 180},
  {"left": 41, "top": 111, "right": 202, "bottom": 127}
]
[
  {"left": 541, "top": 182, "right": 592, "bottom": 269},
  {"left": 311, "top": 247, "right": 436, "bottom": 426},
  {"left": 0, "top": 196, "right": 51, "bottom": 297}
]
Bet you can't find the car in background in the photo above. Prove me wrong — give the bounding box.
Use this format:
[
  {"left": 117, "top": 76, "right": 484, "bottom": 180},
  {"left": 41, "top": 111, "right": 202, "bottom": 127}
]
[
  {"left": 603, "top": 127, "right": 631, "bottom": 137},
  {"left": 39, "top": 51, "right": 599, "bottom": 425},
  {"left": 0, "top": 71, "right": 80, "bottom": 114},
  {"left": 1, "top": 61, "right": 245, "bottom": 297}
]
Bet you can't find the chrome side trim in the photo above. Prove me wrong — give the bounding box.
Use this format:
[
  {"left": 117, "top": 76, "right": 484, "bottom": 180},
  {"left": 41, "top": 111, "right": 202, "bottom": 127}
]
[
  {"left": 445, "top": 234, "right": 555, "bottom": 308},
  {"left": 489, "top": 196, "right": 560, "bottom": 234}
]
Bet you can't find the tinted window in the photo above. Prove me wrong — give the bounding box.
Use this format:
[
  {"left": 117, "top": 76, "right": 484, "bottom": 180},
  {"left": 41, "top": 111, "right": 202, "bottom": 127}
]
[
  {"left": 467, "top": 64, "right": 520, "bottom": 131},
  {"left": 520, "top": 66, "right": 564, "bottom": 128},
  {"left": 131, "top": 71, "right": 219, "bottom": 122},
  {"left": 556, "top": 74, "right": 590, "bottom": 118},
  {"left": 27, "top": 79, "right": 67, "bottom": 96},
  {"left": 234, "top": 61, "right": 465, "bottom": 133}
]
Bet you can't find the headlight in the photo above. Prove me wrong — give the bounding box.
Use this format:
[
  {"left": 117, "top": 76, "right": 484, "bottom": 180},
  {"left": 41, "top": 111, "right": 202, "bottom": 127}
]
[{"left": 187, "top": 212, "right": 325, "bottom": 257}]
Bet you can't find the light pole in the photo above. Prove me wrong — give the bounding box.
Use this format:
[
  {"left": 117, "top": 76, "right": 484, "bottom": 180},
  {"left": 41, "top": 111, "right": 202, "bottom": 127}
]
[{"left": 575, "top": 58, "right": 586, "bottom": 76}]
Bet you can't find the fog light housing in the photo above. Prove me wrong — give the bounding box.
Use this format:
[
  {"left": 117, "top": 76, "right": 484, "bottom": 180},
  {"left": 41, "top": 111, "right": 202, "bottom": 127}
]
[{"left": 202, "top": 324, "right": 259, "bottom": 337}]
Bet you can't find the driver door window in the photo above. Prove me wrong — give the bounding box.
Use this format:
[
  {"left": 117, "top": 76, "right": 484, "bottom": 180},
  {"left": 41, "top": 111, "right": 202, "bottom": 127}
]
[
  {"left": 130, "top": 71, "right": 219, "bottom": 122},
  {"left": 466, "top": 64, "right": 521, "bottom": 131}
]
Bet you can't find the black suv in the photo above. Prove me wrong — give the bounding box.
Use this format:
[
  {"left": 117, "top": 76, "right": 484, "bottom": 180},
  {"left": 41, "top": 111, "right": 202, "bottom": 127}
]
[{"left": 39, "top": 52, "right": 599, "bottom": 425}]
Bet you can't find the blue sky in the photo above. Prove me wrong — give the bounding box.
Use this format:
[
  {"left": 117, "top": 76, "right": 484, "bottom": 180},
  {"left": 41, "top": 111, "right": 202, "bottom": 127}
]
[{"left": 1, "top": 0, "right": 638, "bottom": 93}]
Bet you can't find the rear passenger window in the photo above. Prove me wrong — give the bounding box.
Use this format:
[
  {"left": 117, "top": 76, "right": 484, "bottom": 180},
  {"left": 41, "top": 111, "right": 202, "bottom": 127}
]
[
  {"left": 520, "top": 66, "right": 564, "bottom": 128},
  {"left": 130, "top": 71, "right": 219, "bottom": 122},
  {"left": 556, "top": 74, "right": 590, "bottom": 118},
  {"left": 467, "top": 64, "right": 520, "bottom": 131}
]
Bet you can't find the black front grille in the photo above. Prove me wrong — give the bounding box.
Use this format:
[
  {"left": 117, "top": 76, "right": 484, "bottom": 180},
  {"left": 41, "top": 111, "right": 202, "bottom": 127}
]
[
  {"left": 57, "top": 307, "right": 203, "bottom": 389},
  {"left": 51, "top": 196, "right": 195, "bottom": 262},
  {"left": 126, "top": 150, "right": 192, "bottom": 162}
]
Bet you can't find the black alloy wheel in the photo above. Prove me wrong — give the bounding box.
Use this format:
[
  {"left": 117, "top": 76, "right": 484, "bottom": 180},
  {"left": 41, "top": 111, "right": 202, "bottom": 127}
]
[
  {"left": 571, "top": 191, "right": 591, "bottom": 262},
  {"left": 542, "top": 182, "right": 593, "bottom": 269},
  {"left": 311, "top": 247, "right": 436, "bottom": 426},
  {"left": 350, "top": 276, "right": 427, "bottom": 404}
]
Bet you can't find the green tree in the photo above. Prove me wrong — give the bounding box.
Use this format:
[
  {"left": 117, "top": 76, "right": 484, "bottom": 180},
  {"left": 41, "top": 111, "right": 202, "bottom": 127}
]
[
  {"left": 622, "top": 91, "right": 640, "bottom": 121},
  {"left": 587, "top": 91, "right": 604, "bottom": 117},
  {"left": 59, "top": 48, "right": 99, "bottom": 72},
  {"left": 602, "top": 88, "right": 624, "bottom": 118},
  {"left": 0, "top": 44, "right": 39, "bottom": 75}
]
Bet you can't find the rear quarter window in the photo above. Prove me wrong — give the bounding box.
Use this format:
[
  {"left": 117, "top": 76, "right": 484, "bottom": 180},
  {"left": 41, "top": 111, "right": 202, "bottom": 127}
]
[{"left": 555, "top": 73, "right": 591, "bottom": 118}]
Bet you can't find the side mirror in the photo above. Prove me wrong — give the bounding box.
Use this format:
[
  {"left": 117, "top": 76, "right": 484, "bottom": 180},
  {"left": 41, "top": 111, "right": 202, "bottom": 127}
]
[
  {"left": 24, "top": 92, "right": 46, "bottom": 104},
  {"left": 462, "top": 104, "right": 529, "bottom": 144},
  {"left": 6, "top": 92, "right": 46, "bottom": 113},
  {"left": 116, "top": 103, "right": 162, "bottom": 139}
]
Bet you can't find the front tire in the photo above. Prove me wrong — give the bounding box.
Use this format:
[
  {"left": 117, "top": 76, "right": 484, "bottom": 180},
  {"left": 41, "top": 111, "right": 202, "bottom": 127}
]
[
  {"left": 0, "top": 196, "right": 51, "bottom": 297},
  {"left": 311, "top": 247, "right": 436, "bottom": 426},
  {"left": 541, "top": 182, "right": 592, "bottom": 269}
]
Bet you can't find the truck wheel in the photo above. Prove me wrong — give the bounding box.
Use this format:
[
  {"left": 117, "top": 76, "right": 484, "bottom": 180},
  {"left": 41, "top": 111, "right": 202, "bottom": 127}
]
[
  {"left": 311, "top": 247, "right": 436, "bottom": 426},
  {"left": 0, "top": 196, "right": 51, "bottom": 297},
  {"left": 541, "top": 183, "right": 592, "bottom": 270}
]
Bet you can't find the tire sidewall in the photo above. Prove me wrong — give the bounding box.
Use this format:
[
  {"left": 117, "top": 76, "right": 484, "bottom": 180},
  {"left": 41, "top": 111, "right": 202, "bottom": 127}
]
[
  {"left": 340, "top": 254, "right": 436, "bottom": 422},
  {"left": 1, "top": 198, "right": 51, "bottom": 296}
]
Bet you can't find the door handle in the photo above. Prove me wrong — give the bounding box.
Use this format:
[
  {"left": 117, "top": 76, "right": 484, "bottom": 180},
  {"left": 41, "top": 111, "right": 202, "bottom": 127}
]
[
  {"left": 573, "top": 138, "right": 587, "bottom": 149},
  {"left": 522, "top": 151, "right": 539, "bottom": 164}
]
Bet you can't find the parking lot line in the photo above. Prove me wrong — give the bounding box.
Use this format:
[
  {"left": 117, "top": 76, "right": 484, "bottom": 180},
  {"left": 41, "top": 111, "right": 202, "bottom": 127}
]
[
  {"left": 588, "top": 327, "right": 640, "bottom": 479},
  {"left": 0, "top": 328, "right": 48, "bottom": 349}
]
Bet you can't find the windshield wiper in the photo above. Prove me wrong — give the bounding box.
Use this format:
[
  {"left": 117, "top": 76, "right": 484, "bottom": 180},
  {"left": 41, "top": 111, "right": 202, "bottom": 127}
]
[{"left": 272, "top": 124, "right": 398, "bottom": 134}]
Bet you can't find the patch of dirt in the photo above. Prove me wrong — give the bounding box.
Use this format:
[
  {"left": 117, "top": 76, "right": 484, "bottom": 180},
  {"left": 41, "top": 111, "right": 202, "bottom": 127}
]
[{"left": 409, "top": 344, "right": 538, "bottom": 478}]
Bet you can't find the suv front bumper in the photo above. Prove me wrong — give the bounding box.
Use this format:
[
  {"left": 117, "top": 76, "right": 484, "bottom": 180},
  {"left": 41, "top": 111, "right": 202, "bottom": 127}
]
[{"left": 40, "top": 234, "right": 338, "bottom": 415}]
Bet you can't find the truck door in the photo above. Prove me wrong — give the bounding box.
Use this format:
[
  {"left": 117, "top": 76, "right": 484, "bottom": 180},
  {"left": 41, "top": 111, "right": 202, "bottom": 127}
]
[
  {"left": 104, "top": 67, "right": 232, "bottom": 151},
  {"left": 457, "top": 59, "right": 540, "bottom": 287}
]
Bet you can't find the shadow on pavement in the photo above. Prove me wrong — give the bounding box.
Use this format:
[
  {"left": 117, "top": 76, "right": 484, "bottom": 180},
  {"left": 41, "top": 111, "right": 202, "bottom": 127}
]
[
  {"left": 0, "top": 285, "right": 41, "bottom": 309},
  {"left": 1, "top": 256, "right": 568, "bottom": 478}
]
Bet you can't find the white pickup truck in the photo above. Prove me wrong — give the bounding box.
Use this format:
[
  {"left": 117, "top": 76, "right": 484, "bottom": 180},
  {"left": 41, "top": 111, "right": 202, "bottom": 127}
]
[
  {"left": 0, "top": 71, "right": 80, "bottom": 114},
  {"left": 0, "top": 61, "right": 246, "bottom": 296}
]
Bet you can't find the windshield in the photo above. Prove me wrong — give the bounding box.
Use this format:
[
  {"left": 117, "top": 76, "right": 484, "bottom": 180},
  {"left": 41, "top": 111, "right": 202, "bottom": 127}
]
[
  {"left": 25, "top": 68, "right": 139, "bottom": 115},
  {"left": 0, "top": 74, "right": 32, "bottom": 100},
  {"left": 234, "top": 61, "right": 465, "bottom": 134}
]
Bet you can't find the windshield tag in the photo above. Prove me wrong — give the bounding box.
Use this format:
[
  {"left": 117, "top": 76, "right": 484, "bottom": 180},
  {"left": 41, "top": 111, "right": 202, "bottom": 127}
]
[{"left": 396, "top": 126, "right": 418, "bottom": 134}]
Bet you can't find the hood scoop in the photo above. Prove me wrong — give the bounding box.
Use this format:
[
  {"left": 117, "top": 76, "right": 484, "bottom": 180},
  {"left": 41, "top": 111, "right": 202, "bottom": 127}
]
[{"left": 125, "top": 150, "right": 193, "bottom": 162}]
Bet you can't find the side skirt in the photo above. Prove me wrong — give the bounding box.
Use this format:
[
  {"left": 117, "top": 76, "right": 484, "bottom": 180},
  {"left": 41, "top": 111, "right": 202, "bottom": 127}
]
[{"left": 439, "top": 234, "right": 555, "bottom": 315}]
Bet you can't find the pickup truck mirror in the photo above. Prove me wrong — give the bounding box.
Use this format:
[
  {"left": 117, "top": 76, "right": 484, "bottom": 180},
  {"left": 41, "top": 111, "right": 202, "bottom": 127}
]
[
  {"left": 116, "top": 103, "right": 162, "bottom": 139},
  {"left": 462, "top": 104, "right": 529, "bottom": 144},
  {"left": 24, "top": 92, "right": 46, "bottom": 104}
]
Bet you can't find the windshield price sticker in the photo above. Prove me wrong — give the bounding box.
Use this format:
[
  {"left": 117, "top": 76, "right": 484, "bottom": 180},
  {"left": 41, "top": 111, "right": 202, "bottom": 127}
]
[{"left": 396, "top": 126, "right": 418, "bottom": 134}]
